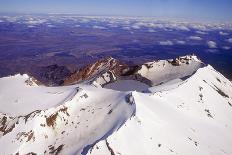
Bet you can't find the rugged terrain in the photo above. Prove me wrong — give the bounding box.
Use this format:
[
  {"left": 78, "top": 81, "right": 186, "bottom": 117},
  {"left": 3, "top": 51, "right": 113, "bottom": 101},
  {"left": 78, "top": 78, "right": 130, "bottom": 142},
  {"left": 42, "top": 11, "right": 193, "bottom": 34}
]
[{"left": 0, "top": 55, "right": 232, "bottom": 155}]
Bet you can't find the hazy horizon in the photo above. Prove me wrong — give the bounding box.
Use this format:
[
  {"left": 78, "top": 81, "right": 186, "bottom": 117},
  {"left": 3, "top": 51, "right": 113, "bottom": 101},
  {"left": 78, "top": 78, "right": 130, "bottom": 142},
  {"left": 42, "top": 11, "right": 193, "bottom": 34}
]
[{"left": 1, "top": 0, "right": 232, "bottom": 22}]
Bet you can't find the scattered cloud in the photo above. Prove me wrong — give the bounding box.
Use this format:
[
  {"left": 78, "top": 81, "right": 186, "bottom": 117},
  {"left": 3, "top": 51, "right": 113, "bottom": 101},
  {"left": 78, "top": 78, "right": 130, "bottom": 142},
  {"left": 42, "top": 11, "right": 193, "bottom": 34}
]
[
  {"left": 1, "top": 15, "right": 232, "bottom": 32},
  {"left": 189, "top": 36, "right": 202, "bottom": 41},
  {"left": 219, "top": 31, "right": 229, "bottom": 36},
  {"left": 206, "top": 49, "right": 218, "bottom": 53},
  {"left": 175, "top": 25, "right": 190, "bottom": 31},
  {"left": 207, "top": 41, "right": 217, "bottom": 48},
  {"left": 108, "top": 24, "right": 118, "bottom": 28},
  {"left": 159, "top": 40, "right": 174, "bottom": 46},
  {"left": 176, "top": 40, "right": 186, "bottom": 45},
  {"left": 122, "top": 26, "right": 131, "bottom": 30},
  {"left": 26, "top": 19, "right": 47, "bottom": 25},
  {"left": 222, "top": 46, "right": 231, "bottom": 50},
  {"left": 79, "top": 19, "right": 90, "bottom": 23},
  {"left": 191, "top": 25, "right": 207, "bottom": 31},
  {"left": 92, "top": 25, "right": 106, "bottom": 29},
  {"left": 47, "top": 24, "right": 55, "bottom": 27},
  {"left": 148, "top": 23, "right": 164, "bottom": 29},
  {"left": 131, "top": 22, "right": 149, "bottom": 29},
  {"left": 27, "top": 25, "right": 35, "bottom": 28},
  {"left": 227, "top": 38, "right": 232, "bottom": 43},
  {"left": 131, "top": 24, "right": 141, "bottom": 29}
]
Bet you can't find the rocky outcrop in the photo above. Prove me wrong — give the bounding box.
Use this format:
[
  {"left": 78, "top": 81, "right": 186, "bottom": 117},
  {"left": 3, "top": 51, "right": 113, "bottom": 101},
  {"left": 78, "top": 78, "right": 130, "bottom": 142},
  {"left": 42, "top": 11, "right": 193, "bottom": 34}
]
[{"left": 63, "top": 57, "right": 129, "bottom": 85}]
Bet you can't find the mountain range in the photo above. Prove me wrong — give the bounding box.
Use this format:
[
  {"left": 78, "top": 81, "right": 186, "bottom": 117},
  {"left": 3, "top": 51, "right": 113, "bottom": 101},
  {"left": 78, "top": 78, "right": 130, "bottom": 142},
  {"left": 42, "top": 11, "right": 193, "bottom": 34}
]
[{"left": 0, "top": 55, "right": 232, "bottom": 155}]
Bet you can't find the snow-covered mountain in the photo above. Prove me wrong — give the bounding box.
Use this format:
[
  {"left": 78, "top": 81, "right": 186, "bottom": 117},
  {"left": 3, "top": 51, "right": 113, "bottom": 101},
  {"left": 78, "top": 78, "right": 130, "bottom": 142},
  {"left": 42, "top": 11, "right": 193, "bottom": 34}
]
[{"left": 1, "top": 55, "right": 232, "bottom": 155}]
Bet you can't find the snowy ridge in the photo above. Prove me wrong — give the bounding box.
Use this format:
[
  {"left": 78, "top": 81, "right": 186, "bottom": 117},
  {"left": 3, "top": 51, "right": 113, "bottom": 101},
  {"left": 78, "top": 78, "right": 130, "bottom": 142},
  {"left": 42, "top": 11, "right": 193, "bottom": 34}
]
[
  {"left": 1, "top": 56, "right": 232, "bottom": 155},
  {"left": 0, "top": 81, "right": 135, "bottom": 154},
  {"left": 88, "top": 65, "right": 232, "bottom": 155},
  {"left": 90, "top": 55, "right": 203, "bottom": 89},
  {"left": 137, "top": 55, "right": 204, "bottom": 86}
]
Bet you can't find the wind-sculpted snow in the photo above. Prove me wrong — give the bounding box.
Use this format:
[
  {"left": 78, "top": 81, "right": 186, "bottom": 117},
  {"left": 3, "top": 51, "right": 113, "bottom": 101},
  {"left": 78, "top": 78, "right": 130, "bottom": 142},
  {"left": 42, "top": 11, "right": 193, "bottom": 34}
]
[{"left": 1, "top": 55, "right": 232, "bottom": 155}]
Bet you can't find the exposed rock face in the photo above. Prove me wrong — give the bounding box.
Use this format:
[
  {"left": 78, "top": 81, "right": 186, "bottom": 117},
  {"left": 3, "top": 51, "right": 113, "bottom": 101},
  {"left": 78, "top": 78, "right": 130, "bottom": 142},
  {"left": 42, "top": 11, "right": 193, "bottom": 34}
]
[{"left": 63, "top": 57, "right": 129, "bottom": 85}]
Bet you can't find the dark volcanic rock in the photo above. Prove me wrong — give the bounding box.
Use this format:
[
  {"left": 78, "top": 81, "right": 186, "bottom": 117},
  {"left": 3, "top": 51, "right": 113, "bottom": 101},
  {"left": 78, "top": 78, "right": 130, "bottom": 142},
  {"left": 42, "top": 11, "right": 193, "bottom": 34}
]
[{"left": 32, "top": 64, "right": 71, "bottom": 86}]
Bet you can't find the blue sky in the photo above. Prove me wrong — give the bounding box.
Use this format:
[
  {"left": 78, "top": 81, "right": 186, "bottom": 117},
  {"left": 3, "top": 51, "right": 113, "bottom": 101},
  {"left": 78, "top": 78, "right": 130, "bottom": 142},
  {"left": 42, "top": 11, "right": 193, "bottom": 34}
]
[{"left": 1, "top": 0, "right": 232, "bottom": 21}]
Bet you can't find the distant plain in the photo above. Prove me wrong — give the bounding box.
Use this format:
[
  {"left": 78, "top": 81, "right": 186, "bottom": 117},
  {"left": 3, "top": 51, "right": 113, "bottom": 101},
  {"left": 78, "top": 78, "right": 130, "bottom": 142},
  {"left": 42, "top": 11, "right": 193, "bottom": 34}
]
[{"left": 0, "top": 14, "right": 232, "bottom": 79}]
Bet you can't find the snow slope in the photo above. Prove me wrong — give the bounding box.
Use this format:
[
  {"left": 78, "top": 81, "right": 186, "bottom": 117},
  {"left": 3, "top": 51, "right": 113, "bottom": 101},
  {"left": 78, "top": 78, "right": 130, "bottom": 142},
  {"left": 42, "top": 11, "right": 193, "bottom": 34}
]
[
  {"left": 0, "top": 77, "right": 135, "bottom": 154},
  {"left": 0, "top": 74, "right": 74, "bottom": 116},
  {"left": 89, "top": 65, "right": 232, "bottom": 155},
  {"left": 1, "top": 56, "right": 232, "bottom": 155},
  {"left": 137, "top": 55, "right": 204, "bottom": 86}
]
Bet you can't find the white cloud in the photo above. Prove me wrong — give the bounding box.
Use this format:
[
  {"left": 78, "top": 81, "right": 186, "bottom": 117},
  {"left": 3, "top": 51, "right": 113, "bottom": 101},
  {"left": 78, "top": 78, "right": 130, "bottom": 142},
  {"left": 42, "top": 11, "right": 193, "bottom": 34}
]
[
  {"left": 27, "top": 25, "right": 35, "bottom": 28},
  {"left": 108, "top": 24, "right": 118, "bottom": 28},
  {"left": 191, "top": 25, "right": 207, "bottom": 31},
  {"left": 176, "top": 40, "right": 186, "bottom": 45},
  {"left": 122, "top": 26, "right": 131, "bottom": 30},
  {"left": 27, "top": 19, "right": 47, "bottom": 25},
  {"left": 207, "top": 41, "right": 217, "bottom": 48},
  {"left": 92, "top": 25, "right": 106, "bottom": 29},
  {"left": 207, "top": 49, "right": 218, "bottom": 53},
  {"left": 219, "top": 31, "right": 229, "bottom": 36},
  {"left": 227, "top": 38, "right": 232, "bottom": 43},
  {"left": 159, "top": 40, "right": 174, "bottom": 46},
  {"left": 123, "top": 20, "right": 131, "bottom": 25},
  {"left": 148, "top": 23, "right": 165, "bottom": 29},
  {"left": 222, "top": 46, "right": 231, "bottom": 50},
  {"left": 79, "top": 19, "right": 90, "bottom": 23},
  {"left": 131, "top": 22, "right": 149, "bottom": 29},
  {"left": 178, "top": 25, "right": 190, "bottom": 31},
  {"left": 47, "top": 24, "right": 55, "bottom": 28},
  {"left": 131, "top": 25, "right": 141, "bottom": 29},
  {"left": 189, "top": 36, "right": 202, "bottom": 41}
]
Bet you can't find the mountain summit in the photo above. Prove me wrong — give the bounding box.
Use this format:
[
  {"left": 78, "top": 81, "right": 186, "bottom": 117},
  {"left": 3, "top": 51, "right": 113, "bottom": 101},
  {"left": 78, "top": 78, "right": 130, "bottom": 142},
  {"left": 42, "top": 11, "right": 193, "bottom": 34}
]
[{"left": 0, "top": 55, "right": 232, "bottom": 155}]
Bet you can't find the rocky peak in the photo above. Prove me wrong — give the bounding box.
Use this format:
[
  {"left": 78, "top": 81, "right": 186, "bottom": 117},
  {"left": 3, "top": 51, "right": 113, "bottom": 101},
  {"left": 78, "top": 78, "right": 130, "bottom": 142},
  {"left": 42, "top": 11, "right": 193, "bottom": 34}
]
[{"left": 63, "top": 57, "right": 129, "bottom": 85}]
